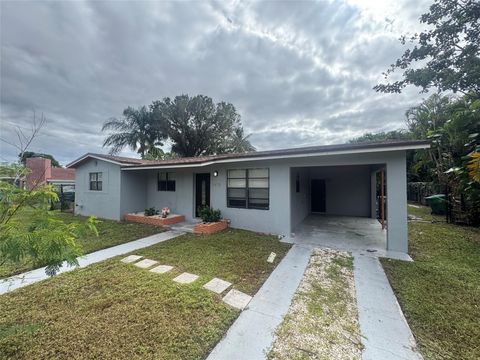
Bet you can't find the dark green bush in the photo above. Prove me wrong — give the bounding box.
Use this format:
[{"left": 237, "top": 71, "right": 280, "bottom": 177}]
[
  {"left": 199, "top": 206, "right": 222, "bottom": 223},
  {"left": 144, "top": 207, "right": 159, "bottom": 216}
]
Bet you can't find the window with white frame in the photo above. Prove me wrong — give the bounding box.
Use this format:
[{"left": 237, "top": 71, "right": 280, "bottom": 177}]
[
  {"left": 157, "top": 172, "right": 176, "bottom": 191},
  {"left": 89, "top": 172, "right": 102, "bottom": 191},
  {"left": 227, "top": 168, "right": 269, "bottom": 210}
]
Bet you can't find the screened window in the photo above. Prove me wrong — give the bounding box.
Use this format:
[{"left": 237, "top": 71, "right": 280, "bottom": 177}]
[
  {"left": 158, "top": 172, "right": 176, "bottom": 191},
  {"left": 227, "top": 168, "right": 269, "bottom": 210},
  {"left": 89, "top": 172, "right": 102, "bottom": 191}
]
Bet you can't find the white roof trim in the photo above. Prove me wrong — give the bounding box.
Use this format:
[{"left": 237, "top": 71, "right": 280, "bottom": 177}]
[
  {"left": 67, "top": 154, "right": 124, "bottom": 168},
  {"left": 121, "top": 143, "right": 429, "bottom": 171},
  {"left": 47, "top": 179, "right": 75, "bottom": 184}
]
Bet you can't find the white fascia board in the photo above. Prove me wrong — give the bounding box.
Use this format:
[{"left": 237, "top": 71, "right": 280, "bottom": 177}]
[
  {"left": 121, "top": 143, "right": 430, "bottom": 171},
  {"left": 67, "top": 155, "right": 124, "bottom": 168},
  {"left": 47, "top": 179, "right": 75, "bottom": 184}
]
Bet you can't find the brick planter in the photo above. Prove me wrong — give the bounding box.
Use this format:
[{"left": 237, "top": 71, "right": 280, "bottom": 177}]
[
  {"left": 193, "top": 219, "right": 229, "bottom": 235},
  {"left": 124, "top": 213, "right": 185, "bottom": 226}
]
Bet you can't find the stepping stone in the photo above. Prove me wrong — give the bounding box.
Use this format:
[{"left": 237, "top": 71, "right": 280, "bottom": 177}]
[
  {"left": 133, "top": 259, "right": 158, "bottom": 269},
  {"left": 173, "top": 272, "right": 199, "bottom": 284},
  {"left": 203, "top": 278, "right": 232, "bottom": 294},
  {"left": 121, "top": 255, "right": 143, "bottom": 263},
  {"left": 222, "top": 289, "right": 252, "bottom": 310},
  {"left": 267, "top": 252, "right": 276, "bottom": 263},
  {"left": 150, "top": 265, "right": 174, "bottom": 274}
]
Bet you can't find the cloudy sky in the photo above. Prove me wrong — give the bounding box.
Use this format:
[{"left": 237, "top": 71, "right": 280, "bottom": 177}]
[{"left": 0, "top": 0, "right": 432, "bottom": 165}]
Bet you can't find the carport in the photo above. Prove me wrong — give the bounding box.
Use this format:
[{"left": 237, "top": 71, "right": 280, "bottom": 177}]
[{"left": 289, "top": 163, "right": 405, "bottom": 257}]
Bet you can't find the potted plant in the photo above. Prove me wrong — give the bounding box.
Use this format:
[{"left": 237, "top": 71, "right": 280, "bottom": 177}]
[
  {"left": 161, "top": 207, "right": 170, "bottom": 218},
  {"left": 199, "top": 206, "right": 221, "bottom": 223},
  {"left": 194, "top": 206, "right": 228, "bottom": 234}
]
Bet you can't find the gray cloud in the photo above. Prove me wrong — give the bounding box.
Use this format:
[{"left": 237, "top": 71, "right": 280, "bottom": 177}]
[{"left": 1, "top": 0, "right": 432, "bottom": 165}]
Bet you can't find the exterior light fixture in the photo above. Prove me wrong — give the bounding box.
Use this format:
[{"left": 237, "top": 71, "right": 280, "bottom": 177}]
[{"left": 213, "top": 171, "right": 219, "bottom": 177}]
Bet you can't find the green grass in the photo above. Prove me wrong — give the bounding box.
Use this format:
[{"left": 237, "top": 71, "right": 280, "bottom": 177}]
[
  {"left": 0, "top": 229, "right": 291, "bottom": 359},
  {"left": 381, "top": 204, "right": 480, "bottom": 360},
  {"left": 0, "top": 211, "right": 162, "bottom": 279},
  {"left": 268, "top": 250, "right": 361, "bottom": 359},
  {"left": 135, "top": 229, "right": 290, "bottom": 294}
]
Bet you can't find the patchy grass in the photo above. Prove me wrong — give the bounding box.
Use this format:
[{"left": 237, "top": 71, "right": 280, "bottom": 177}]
[
  {"left": 407, "top": 202, "right": 445, "bottom": 222},
  {"left": 381, "top": 204, "right": 480, "bottom": 360},
  {"left": 136, "top": 229, "right": 290, "bottom": 294},
  {"left": 0, "top": 211, "right": 162, "bottom": 279},
  {"left": 268, "top": 249, "right": 362, "bottom": 360},
  {"left": 0, "top": 229, "right": 291, "bottom": 359}
]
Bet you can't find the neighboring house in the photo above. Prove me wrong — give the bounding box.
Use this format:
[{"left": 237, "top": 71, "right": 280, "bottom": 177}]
[
  {"left": 67, "top": 140, "right": 429, "bottom": 254},
  {"left": 26, "top": 157, "right": 75, "bottom": 190}
]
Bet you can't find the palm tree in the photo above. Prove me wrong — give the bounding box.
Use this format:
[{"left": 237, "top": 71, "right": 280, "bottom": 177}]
[
  {"left": 102, "top": 106, "right": 166, "bottom": 157},
  {"left": 229, "top": 127, "right": 256, "bottom": 153}
]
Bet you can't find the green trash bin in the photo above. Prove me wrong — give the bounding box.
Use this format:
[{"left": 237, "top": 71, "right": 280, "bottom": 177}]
[{"left": 425, "top": 194, "right": 447, "bottom": 215}]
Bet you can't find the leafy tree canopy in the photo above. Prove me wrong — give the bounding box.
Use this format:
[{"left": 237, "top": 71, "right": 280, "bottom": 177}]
[
  {"left": 19, "top": 151, "right": 61, "bottom": 167},
  {"left": 352, "top": 93, "right": 480, "bottom": 223},
  {"left": 375, "top": 0, "right": 480, "bottom": 94},
  {"left": 150, "top": 94, "right": 254, "bottom": 157},
  {"left": 1, "top": 114, "right": 98, "bottom": 275},
  {"left": 103, "top": 95, "right": 255, "bottom": 158}
]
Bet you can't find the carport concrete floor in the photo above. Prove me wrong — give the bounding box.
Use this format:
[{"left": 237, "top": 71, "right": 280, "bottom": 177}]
[{"left": 287, "top": 215, "right": 411, "bottom": 261}]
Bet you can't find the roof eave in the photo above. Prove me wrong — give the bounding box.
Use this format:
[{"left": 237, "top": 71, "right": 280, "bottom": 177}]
[
  {"left": 66, "top": 153, "right": 125, "bottom": 168},
  {"left": 121, "top": 142, "right": 431, "bottom": 171}
]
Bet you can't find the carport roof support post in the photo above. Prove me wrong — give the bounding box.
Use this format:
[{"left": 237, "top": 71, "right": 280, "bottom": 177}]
[{"left": 386, "top": 153, "right": 408, "bottom": 253}]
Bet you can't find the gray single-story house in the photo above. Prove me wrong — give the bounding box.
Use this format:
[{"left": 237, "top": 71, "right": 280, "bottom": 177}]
[{"left": 67, "top": 140, "right": 429, "bottom": 254}]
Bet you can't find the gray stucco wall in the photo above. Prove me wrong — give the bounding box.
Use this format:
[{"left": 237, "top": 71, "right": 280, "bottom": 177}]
[
  {"left": 308, "top": 165, "right": 371, "bottom": 217},
  {"left": 290, "top": 167, "right": 310, "bottom": 231},
  {"left": 386, "top": 152, "right": 408, "bottom": 253},
  {"left": 135, "top": 162, "right": 291, "bottom": 235},
  {"left": 209, "top": 161, "right": 291, "bottom": 236},
  {"left": 145, "top": 169, "right": 195, "bottom": 220},
  {"left": 74, "top": 159, "right": 122, "bottom": 220},
  {"left": 120, "top": 170, "right": 147, "bottom": 216}
]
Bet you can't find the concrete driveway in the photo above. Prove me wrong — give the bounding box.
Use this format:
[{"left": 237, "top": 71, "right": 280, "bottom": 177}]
[{"left": 209, "top": 215, "right": 422, "bottom": 359}]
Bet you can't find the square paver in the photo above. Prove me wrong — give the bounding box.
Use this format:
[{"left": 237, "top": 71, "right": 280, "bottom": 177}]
[
  {"left": 267, "top": 252, "right": 276, "bottom": 263},
  {"left": 222, "top": 289, "right": 252, "bottom": 310},
  {"left": 133, "top": 259, "right": 158, "bottom": 269},
  {"left": 150, "top": 265, "right": 174, "bottom": 274},
  {"left": 203, "top": 278, "right": 232, "bottom": 294},
  {"left": 121, "top": 255, "right": 143, "bottom": 263},
  {"left": 173, "top": 272, "right": 199, "bottom": 284}
]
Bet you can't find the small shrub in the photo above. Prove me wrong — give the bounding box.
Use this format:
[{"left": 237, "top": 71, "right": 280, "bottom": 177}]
[
  {"left": 199, "top": 206, "right": 222, "bottom": 223},
  {"left": 144, "top": 207, "right": 159, "bottom": 216}
]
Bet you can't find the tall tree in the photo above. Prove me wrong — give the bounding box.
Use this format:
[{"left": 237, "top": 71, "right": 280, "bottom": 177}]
[
  {"left": 374, "top": 0, "right": 480, "bottom": 94},
  {"left": 102, "top": 106, "right": 167, "bottom": 157},
  {"left": 228, "top": 127, "right": 256, "bottom": 153},
  {"left": 150, "top": 94, "right": 254, "bottom": 157},
  {"left": 19, "top": 151, "right": 60, "bottom": 167},
  {"left": 405, "top": 94, "right": 451, "bottom": 138}
]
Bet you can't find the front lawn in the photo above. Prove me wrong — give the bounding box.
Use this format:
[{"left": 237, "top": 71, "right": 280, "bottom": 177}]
[
  {"left": 381, "top": 204, "right": 480, "bottom": 360},
  {"left": 0, "top": 229, "right": 291, "bottom": 359},
  {"left": 0, "top": 211, "right": 162, "bottom": 279}
]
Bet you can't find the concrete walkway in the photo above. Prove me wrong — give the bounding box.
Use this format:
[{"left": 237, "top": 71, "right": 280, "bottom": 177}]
[
  {"left": 207, "top": 244, "right": 313, "bottom": 360},
  {"left": 0, "top": 230, "right": 183, "bottom": 295},
  {"left": 354, "top": 255, "right": 423, "bottom": 360}
]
